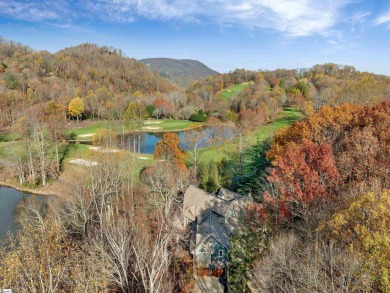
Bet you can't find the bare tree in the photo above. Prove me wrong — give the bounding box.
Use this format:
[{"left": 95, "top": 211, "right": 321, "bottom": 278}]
[
  {"left": 141, "top": 161, "right": 189, "bottom": 218},
  {"left": 249, "top": 233, "right": 372, "bottom": 293},
  {"left": 183, "top": 128, "right": 206, "bottom": 182}
]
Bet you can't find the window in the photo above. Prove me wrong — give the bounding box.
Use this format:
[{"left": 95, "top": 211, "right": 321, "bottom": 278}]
[
  {"left": 219, "top": 250, "right": 223, "bottom": 257},
  {"left": 209, "top": 238, "right": 213, "bottom": 244},
  {"left": 219, "top": 218, "right": 225, "bottom": 223}
]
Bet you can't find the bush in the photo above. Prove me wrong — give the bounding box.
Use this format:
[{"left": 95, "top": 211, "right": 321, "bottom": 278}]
[
  {"left": 189, "top": 109, "right": 207, "bottom": 122},
  {"left": 146, "top": 104, "right": 155, "bottom": 118}
]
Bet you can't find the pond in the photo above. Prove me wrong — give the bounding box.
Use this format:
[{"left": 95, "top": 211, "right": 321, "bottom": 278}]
[
  {"left": 0, "top": 186, "right": 41, "bottom": 241},
  {"left": 122, "top": 126, "right": 235, "bottom": 154}
]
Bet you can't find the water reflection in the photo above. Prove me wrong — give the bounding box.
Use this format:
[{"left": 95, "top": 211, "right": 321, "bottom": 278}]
[
  {"left": 0, "top": 186, "right": 42, "bottom": 241},
  {"left": 122, "top": 126, "right": 235, "bottom": 154}
]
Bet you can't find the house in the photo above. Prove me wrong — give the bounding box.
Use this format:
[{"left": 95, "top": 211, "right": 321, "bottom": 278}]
[{"left": 183, "top": 185, "right": 249, "bottom": 272}]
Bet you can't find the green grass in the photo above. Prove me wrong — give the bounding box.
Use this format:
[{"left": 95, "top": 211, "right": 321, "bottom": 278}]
[
  {"left": 216, "top": 82, "right": 252, "bottom": 100},
  {"left": 0, "top": 132, "right": 21, "bottom": 142},
  {"left": 198, "top": 108, "right": 304, "bottom": 162},
  {"left": 0, "top": 141, "right": 24, "bottom": 164},
  {"left": 61, "top": 143, "right": 154, "bottom": 180},
  {"left": 66, "top": 119, "right": 202, "bottom": 139},
  {"left": 65, "top": 121, "right": 123, "bottom": 139},
  {"left": 149, "top": 119, "right": 201, "bottom": 131}
]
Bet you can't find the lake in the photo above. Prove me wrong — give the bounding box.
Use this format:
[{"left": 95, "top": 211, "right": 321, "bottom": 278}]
[
  {"left": 122, "top": 126, "right": 235, "bottom": 154},
  {"left": 0, "top": 186, "right": 39, "bottom": 241}
]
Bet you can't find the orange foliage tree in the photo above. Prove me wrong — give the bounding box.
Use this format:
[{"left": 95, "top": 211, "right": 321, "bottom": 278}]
[
  {"left": 265, "top": 101, "right": 390, "bottom": 220},
  {"left": 154, "top": 132, "right": 187, "bottom": 169}
]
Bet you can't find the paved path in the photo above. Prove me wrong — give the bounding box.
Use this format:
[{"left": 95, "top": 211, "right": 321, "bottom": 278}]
[{"left": 193, "top": 276, "right": 225, "bottom": 293}]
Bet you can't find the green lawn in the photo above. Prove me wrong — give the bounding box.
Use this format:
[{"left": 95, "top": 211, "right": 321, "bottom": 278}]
[
  {"left": 0, "top": 141, "right": 24, "bottom": 164},
  {"left": 216, "top": 82, "right": 252, "bottom": 100},
  {"left": 61, "top": 143, "right": 154, "bottom": 180},
  {"left": 149, "top": 119, "right": 201, "bottom": 131},
  {"left": 66, "top": 119, "right": 202, "bottom": 139},
  {"left": 198, "top": 108, "right": 304, "bottom": 162},
  {"left": 0, "top": 132, "right": 21, "bottom": 142},
  {"left": 65, "top": 121, "right": 124, "bottom": 139}
]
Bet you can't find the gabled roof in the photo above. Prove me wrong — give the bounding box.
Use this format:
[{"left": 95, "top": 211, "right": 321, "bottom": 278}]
[
  {"left": 183, "top": 185, "right": 229, "bottom": 222},
  {"left": 191, "top": 210, "right": 231, "bottom": 252}
]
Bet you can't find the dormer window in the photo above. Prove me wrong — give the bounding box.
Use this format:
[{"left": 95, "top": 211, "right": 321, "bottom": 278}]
[
  {"left": 209, "top": 238, "right": 213, "bottom": 244},
  {"left": 219, "top": 250, "right": 223, "bottom": 257},
  {"left": 219, "top": 218, "right": 225, "bottom": 223},
  {"left": 199, "top": 248, "right": 207, "bottom": 253}
]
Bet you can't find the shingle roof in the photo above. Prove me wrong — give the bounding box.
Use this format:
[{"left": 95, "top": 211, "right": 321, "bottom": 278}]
[
  {"left": 192, "top": 210, "right": 231, "bottom": 252},
  {"left": 183, "top": 185, "right": 229, "bottom": 222},
  {"left": 184, "top": 185, "right": 251, "bottom": 254},
  {"left": 217, "top": 187, "right": 241, "bottom": 201}
]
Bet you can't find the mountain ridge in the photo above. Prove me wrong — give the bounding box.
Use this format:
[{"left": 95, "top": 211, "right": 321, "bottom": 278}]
[{"left": 139, "top": 57, "right": 219, "bottom": 87}]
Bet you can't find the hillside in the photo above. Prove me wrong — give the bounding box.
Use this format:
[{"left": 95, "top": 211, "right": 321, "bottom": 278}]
[
  {"left": 0, "top": 40, "right": 176, "bottom": 127},
  {"left": 139, "top": 58, "right": 219, "bottom": 87}
]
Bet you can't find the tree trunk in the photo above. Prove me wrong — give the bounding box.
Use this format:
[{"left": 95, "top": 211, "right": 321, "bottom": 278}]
[
  {"left": 138, "top": 132, "right": 141, "bottom": 153},
  {"left": 39, "top": 131, "right": 46, "bottom": 186},
  {"left": 55, "top": 128, "right": 60, "bottom": 173}
]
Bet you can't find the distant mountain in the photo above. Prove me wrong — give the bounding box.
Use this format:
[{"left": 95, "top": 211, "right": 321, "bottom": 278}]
[{"left": 139, "top": 58, "right": 219, "bottom": 87}]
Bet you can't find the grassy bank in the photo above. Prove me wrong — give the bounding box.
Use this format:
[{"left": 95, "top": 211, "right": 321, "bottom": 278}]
[
  {"left": 198, "top": 108, "right": 304, "bottom": 162},
  {"left": 66, "top": 119, "right": 202, "bottom": 139},
  {"left": 216, "top": 82, "right": 252, "bottom": 100},
  {"left": 61, "top": 143, "right": 154, "bottom": 177}
]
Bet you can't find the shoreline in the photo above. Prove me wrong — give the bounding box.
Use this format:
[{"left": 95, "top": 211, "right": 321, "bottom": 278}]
[
  {"left": 0, "top": 179, "right": 60, "bottom": 197},
  {"left": 69, "top": 122, "right": 205, "bottom": 143}
]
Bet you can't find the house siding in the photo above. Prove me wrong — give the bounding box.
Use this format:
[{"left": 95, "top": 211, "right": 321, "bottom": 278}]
[{"left": 194, "top": 236, "right": 228, "bottom": 268}]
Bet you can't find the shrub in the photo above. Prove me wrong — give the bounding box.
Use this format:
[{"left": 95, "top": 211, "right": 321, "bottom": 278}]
[{"left": 189, "top": 109, "right": 207, "bottom": 122}]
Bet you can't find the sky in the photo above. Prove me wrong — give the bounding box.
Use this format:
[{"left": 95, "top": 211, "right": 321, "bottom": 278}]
[{"left": 1, "top": 0, "right": 390, "bottom": 75}]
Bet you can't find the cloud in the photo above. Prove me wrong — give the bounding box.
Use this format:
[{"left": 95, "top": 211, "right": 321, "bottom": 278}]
[
  {"left": 374, "top": 9, "right": 390, "bottom": 25},
  {"left": 85, "top": 0, "right": 352, "bottom": 37},
  {"left": 0, "top": 0, "right": 73, "bottom": 21},
  {"left": 0, "top": 0, "right": 352, "bottom": 37}
]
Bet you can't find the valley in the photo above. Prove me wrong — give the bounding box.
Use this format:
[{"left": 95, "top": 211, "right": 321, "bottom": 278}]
[{"left": 0, "top": 36, "right": 389, "bottom": 293}]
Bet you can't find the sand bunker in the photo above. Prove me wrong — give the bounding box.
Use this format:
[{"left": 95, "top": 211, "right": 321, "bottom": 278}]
[
  {"left": 70, "top": 159, "right": 97, "bottom": 166},
  {"left": 142, "top": 126, "right": 161, "bottom": 130},
  {"left": 89, "top": 146, "right": 120, "bottom": 153},
  {"left": 137, "top": 156, "right": 149, "bottom": 160},
  {"left": 144, "top": 121, "right": 162, "bottom": 124},
  {"left": 78, "top": 133, "right": 95, "bottom": 137}
]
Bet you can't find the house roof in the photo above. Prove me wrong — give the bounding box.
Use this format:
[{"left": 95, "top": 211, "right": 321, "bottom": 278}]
[
  {"left": 183, "top": 185, "right": 230, "bottom": 222},
  {"left": 191, "top": 210, "right": 231, "bottom": 252},
  {"left": 217, "top": 187, "right": 241, "bottom": 201}
]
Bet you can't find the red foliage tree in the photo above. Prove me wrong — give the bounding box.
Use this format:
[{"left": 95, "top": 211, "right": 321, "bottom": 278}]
[
  {"left": 153, "top": 98, "right": 174, "bottom": 119},
  {"left": 245, "top": 202, "right": 268, "bottom": 231},
  {"left": 267, "top": 140, "right": 341, "bottom": 219}
]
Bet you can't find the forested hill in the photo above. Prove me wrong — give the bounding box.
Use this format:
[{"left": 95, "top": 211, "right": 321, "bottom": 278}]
[
  {"left": 0, "top": 38, "right": 179, "bottom": 126},
  {"left": 139, "top": 58, "right": 219, "bottom": 87},
  {"left": 55, "top": 44, "right": 176, "bottom": 93}
]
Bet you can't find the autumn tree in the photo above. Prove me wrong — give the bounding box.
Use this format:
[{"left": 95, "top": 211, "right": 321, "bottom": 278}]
[
  {"left": 266, "top": 140, "right": 341, "bottom": 220},
  {"left": 154, "top": 132, "right": 187, "bottom": 168},
  {"left": 45, "top": 101, "right": 65, "bottom": 173},
  {"left": 124, "top": 101, "right": 146, "bottom": 151},
  {"left": 93, "top": 128, "right": 118, "bottom": 149},
  {"left": 323, "top": 189, "right": 390, "bottom": 291},
  {"left": 68, "top": 96, "right": 85, "bottom": 123},
  {"left": 153, "top": 98, "right": 174, "bottom": 119}
]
